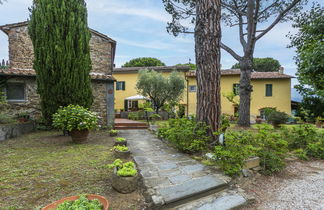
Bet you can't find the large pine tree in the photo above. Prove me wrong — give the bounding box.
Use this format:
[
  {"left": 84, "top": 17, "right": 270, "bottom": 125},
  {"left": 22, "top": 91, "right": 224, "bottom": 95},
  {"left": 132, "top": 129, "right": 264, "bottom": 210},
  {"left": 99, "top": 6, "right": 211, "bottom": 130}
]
[{"left": 29, "top": 0, "right": 93, "bottom": 124}]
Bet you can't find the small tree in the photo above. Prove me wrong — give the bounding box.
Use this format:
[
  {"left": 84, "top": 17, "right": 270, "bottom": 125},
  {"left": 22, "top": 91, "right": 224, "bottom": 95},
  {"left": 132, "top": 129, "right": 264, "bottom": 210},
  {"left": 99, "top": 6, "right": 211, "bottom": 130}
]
[
  {"left": 232, "top": 58, "right": 281, "bottom": 72},
  {"left": 122, "top": 57, "right": 166, "bottom": 67},
  {"left": 176, "top": 63, "right": 197, "bottom": 70},
  {"left": 29, "top": 0, "right": 93, "bottom": 124},
  {"left": 136, "top": 70, "right": 185, "bottom": 113}
]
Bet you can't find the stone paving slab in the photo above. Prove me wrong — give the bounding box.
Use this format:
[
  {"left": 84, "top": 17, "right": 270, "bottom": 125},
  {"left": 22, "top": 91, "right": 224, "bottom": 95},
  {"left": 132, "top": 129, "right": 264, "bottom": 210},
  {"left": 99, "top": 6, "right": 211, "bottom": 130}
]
[
  {"left": 119, "top": 130, "right": 231, "bottom": 207},
  {"left": 174, "top": 192, "right": 247, "bottom": 210}
]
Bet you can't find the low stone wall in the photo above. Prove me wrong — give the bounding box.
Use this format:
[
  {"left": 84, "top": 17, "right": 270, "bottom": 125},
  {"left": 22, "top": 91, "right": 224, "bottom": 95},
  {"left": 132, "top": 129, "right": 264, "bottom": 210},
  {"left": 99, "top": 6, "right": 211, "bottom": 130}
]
[
  {"left": 120, "top": 111, "right": 169, "bottom": 120},
  {"left": 0, "top": 122, "right": 35, "bottom": 141}
]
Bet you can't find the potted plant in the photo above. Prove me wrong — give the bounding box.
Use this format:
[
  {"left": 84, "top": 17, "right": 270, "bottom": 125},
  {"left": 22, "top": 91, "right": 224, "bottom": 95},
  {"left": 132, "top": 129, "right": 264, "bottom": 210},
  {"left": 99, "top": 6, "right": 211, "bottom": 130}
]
[
  {"left": 255, "top": 116, "right": 263, "bottom": 124},
  {"left": 113, "top": 145, "right": 130, "bottom": 159},
  {"left": 17, "top": 112, "right": 30, "bottom": 123},
  {"left": 109, "top": 129, "right": 118, "bottom": 137},
  {"left": 108, "top": 159, "right": 138, "bottom": 193},
  {"left": 114, "top": 137, "right": 127, "bottom": 146},
  {"left": 42, "top": 194, "right": 109, "bottom": 210},
  {"left": 52, "top": 105, "right": 98, "bottom": 143},
  {"left": 267, "top": 110, "right": 289, "bottom": 128}
]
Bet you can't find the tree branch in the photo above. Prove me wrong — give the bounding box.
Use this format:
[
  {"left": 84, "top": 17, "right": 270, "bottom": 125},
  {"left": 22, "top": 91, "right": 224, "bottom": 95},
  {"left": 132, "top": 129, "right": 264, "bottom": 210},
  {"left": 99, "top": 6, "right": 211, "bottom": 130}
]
[
  {"left": 220, "top": 42, "right": 242, "bottom": 61},
  {"left": 256, "top": 0, "right": 302, "bottom": 40}
]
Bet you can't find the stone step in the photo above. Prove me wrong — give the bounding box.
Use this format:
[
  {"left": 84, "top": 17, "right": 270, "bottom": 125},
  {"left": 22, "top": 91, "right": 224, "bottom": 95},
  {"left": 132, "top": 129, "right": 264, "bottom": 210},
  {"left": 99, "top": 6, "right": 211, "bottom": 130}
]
[
  {"left": 169, "top": 190, "right": 249, "bottom": 210},
  {"left": 154, "top": 175, "right": 227, "bottom": 208},
  {"left": 115, "top": 122, "right": 148, "bottom": 126},
  {"left": 115, "top": 125, "right": 148, "bottom": 130}
]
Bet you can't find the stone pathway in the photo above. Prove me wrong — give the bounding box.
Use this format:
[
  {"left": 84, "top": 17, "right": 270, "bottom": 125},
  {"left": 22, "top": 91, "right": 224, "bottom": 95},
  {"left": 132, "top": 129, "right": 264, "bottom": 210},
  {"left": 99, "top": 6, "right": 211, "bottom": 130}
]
[{"left": 119, "top": 129, "right": 249, "bottom": 209}]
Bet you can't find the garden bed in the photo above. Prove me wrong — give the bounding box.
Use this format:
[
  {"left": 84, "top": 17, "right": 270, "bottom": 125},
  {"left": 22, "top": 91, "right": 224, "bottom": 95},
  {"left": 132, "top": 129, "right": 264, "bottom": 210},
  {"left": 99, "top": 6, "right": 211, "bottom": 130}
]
[
  {"left": 0, "top": 130, "right": 145, "bottom": 209},
  {"left": 0, "top": 122, "right": 35, "bottom": 141}
]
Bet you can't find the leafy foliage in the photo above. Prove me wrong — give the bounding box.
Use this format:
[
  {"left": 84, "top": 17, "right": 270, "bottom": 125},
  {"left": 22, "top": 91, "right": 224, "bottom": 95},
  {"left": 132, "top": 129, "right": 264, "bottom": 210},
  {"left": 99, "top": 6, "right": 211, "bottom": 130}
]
[
  {"left": 267, "top": 111, "right": 289, "bottom": 127},
  {"left": 108, "top": 159, "right": 137, "bottom": 177},
  {"left": 52, "top": 105, "right": 98, "bottom": 131},
  {"left": 289, "top": 4, "right": 324, "bottom": 97},
  {"left": 297, "top": 96, "right": 324, "bottom": 122},
  {"left": 56, "top": 195, "right": 102, "bottom": 210},
  {"left": 176, "top": 63, "right": 197, "bottom": 70},
  {"left": 136, "top": 70, "right": 185, "bottom": 113},
  {"left": 113, "top": 145, "right": 129, "bottom": 152},
  {"left": 158, "top": 117, "right": 210, "bottom": 153},
  {"left": 232, "top": 58, "right": 281, "bottom": 72},
  {"left": 122, "top": 57, "right": 165, "bottom": 67},
  {"left": 214, "top": 131, "right": 258, "bottom": 176},
  {"left": 29, "top": 0, "right": 93, "bottom": 124},
  {"left": 115, "top": 137, "right": 126, "bottom": 142}
]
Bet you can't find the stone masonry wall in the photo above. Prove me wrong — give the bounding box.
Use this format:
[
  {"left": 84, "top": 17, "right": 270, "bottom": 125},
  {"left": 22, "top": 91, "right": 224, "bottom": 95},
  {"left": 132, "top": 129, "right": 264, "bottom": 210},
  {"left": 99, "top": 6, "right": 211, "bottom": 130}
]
[
  {"left": 7, "top": 25, "right": 113, "bottom": 74},
  {"left": 3, "top": 77, "right": 109, "bottom": 125}
]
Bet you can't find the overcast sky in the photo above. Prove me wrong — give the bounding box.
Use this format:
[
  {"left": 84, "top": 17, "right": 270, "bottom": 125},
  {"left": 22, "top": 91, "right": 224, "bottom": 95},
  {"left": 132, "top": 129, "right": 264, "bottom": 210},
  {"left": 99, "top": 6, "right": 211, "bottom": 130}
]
[{"left": 0, "top": 0, "right": 311, "bottom": 101}]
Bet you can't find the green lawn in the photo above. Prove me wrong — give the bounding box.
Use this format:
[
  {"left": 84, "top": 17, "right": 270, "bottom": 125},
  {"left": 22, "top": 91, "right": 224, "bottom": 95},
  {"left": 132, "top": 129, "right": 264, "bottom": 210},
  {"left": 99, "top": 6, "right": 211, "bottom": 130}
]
[{"left": 0, "top": 130, "right": 144, "bottom": 210}]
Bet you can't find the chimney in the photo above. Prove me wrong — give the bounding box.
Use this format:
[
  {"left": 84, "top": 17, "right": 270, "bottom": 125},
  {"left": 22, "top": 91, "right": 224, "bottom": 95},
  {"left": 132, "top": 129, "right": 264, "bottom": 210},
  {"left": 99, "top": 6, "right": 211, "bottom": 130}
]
[{"left": 279, "top": 66, "right": 284, "bottom": 74}]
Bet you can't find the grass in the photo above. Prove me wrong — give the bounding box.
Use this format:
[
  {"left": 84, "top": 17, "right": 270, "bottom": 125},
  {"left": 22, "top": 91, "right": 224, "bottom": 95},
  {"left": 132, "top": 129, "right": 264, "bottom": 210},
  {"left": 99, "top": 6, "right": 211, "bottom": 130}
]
[{"left": 0, "top": 130, "right": 144, "bottom": 210}]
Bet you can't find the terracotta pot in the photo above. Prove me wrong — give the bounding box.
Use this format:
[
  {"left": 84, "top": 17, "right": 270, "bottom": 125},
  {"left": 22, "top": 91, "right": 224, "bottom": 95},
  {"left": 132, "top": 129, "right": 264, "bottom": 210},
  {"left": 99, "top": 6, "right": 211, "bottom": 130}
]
[
  {"left": 255, "top": 118, "right": 263, "bottom": 124},
  {"left": 112, "top": 168, "right": 138, "bottom": 194},
  {"left": 70, "top": 129, "right": 89, "bottom": 143},
  {"left": 42, "top": 194, "right": 109, "bottom": 210},
  {"left": 114, "top": 149, "right": 131, "bottom": 159}
]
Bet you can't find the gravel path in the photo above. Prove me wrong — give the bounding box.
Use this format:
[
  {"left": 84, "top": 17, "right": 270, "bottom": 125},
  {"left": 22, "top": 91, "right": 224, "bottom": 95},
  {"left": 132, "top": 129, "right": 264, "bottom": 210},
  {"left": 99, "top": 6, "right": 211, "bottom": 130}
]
[{"left": 243, "top": 160, "right": 324, "bottom": 210}]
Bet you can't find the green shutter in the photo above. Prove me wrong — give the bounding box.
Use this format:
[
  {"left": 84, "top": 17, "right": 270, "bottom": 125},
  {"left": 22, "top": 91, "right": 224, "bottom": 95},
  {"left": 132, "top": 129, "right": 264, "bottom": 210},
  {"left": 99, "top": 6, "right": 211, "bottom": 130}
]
[
  {"left": 122, "top": 82, "right": 125, "bottom": 90},
  {"left": 266, "top": 84, "right": 272, "bottom": 96}
]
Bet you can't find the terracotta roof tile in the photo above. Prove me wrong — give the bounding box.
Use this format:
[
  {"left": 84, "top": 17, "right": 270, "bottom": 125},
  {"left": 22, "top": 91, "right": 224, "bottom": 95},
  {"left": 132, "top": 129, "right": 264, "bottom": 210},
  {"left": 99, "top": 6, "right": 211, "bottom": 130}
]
[
  {"left": 186, "top": 69, "right": 294, "bottom": 79},
  {"left": 0, "top": 68, "right": 115, "bottom": 81},
  {"left": 114, "top": 65, "right": 190, "bottom": 73}
]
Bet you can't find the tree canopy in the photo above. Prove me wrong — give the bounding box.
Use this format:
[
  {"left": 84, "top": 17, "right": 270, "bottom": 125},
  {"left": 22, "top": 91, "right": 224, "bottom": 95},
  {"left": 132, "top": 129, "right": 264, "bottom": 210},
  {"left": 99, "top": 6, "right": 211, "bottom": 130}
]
[
  {"left": 163, "top": 0, "right": 306, "bottom": 127},
  {"left": 176, "top": 63, "right": 196, "bottom": 70},
  {"left": 29, "top": 0, "right": 93, "bottom": 124},
  {"left": 288, "top": 4, "right": 324, "bottom": 98},
  {"left": 232, "top": 57, "right": 281, "bottom": 72},
  {"left": 136, "top": 70, "right": 185, "bottom": 113},
  {"left": 122, "top": 57, "right": 166, "bottom": 67}
]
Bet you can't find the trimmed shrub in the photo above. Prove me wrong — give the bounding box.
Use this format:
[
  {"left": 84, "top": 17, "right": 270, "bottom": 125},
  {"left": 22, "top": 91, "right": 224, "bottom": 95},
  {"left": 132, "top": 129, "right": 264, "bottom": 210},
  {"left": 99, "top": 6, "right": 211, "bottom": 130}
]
[{"left": 158, "top": 117, "right": 210, "bottom": 153}]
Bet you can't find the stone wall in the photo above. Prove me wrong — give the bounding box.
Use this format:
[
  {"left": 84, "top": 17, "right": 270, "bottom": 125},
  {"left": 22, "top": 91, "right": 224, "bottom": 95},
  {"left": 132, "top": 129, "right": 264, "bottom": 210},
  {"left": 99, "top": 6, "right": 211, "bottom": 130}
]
[
  {"left": 7, "top": 25, "right": 113, "bottom": 74},
  {"left": 91, "top": 81, "right": 108, "bottom": 125},
  {"left": 4, "top": 76, "right": 111, "bottom": 125},
  {"left": 0, "top": 122, "right": 35, "bottom": 141}
]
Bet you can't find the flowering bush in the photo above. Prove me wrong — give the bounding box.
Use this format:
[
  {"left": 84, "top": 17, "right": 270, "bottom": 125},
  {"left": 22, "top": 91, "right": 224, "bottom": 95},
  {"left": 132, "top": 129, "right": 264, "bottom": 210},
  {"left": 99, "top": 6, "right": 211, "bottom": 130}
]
[{"left": 52, "top": 105, "right": 98, "bottom": 131}]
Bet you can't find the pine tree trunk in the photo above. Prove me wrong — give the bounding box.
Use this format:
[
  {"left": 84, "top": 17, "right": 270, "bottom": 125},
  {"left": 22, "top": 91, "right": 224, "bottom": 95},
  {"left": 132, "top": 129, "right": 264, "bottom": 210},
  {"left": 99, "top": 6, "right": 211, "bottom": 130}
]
[
  {"left": 195, "top": 0, "right": 221, "bottom": 141},
  {"left": 238, "top": 58, "right": 253, "bottom": 127}
]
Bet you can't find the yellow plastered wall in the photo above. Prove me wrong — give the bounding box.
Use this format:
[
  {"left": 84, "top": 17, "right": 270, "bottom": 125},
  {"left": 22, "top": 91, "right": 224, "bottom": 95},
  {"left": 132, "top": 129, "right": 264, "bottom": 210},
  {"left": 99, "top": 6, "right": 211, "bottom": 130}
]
[
  {"left": 187, "top": 76, "right": 291, "bottom": 119},
  {"left": 113, "top": 71, "right": 188, "bottom": 111},
  {"left": 113, "top": 72, "right": 291, "bottom": 119}
]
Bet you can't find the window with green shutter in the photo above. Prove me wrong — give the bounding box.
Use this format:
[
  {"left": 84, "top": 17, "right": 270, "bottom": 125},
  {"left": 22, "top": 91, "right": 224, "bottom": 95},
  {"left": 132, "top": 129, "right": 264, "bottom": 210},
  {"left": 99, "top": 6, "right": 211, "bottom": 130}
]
[
  {"left": 116, "top": 81, "right": 125, "bottom": 91},
  {"left": 265, "top": 84, "right": 273, "bottom": 96}
]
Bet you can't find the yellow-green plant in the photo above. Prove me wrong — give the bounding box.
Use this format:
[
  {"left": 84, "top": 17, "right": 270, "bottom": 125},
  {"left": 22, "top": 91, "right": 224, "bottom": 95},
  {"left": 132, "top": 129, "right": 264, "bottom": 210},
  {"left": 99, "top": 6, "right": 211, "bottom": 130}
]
[
  {"left": 107, "top": 159, "right": 137, "bottom": 177},
  {"left": 114, "top": 145, "right": 129, "bottom": 152},
  {"left": 115, "top": 137, "right": 126, "bottom": 142}
]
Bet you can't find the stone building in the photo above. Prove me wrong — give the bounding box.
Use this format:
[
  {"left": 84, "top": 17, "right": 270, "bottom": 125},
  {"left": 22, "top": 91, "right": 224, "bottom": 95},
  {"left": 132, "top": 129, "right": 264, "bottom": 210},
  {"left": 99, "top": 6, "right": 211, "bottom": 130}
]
[{"left": 0, "top": 21, "right": 116, "bottom": 126}]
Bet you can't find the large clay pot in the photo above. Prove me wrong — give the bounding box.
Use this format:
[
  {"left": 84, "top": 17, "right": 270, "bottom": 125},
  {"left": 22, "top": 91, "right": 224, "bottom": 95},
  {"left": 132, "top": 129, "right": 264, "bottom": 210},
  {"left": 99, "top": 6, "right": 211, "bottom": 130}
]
[
  {"left": 112, "top": 168, "right": 138, "bottom": 194},
  {"left": 70, "top": 129, "right": 89, "bottom": 143},
  {"left": 42, "top": 194, "right": 109, "bottom": 210}
]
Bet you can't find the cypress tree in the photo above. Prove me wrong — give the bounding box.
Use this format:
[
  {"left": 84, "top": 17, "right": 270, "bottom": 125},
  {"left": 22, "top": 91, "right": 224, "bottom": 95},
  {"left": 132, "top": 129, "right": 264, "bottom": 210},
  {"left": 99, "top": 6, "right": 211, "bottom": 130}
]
[{"left": 29, "top": 0, "right": 93, "bottom": 124}]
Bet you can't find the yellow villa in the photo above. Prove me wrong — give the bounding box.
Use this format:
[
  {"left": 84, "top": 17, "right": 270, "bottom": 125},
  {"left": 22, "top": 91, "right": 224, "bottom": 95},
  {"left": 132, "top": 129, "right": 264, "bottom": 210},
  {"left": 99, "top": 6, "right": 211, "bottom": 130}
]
[{"left": 113, "top": 66, "right": 293, "bottom": 121}]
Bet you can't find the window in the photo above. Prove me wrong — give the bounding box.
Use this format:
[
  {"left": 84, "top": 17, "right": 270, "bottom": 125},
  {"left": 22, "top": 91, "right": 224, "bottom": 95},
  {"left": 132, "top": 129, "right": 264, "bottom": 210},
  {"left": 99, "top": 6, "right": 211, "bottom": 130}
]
[
  {"left": 233, "top": 83, "right": 240, "bottom": 95},
  {"left": 189, "top": 85, "right": 197, "bottom": 92},
  {"left": 116, "top": 81, "right": 125, "bottom": 91},
  {"left": 265, "top": 84, "right": 273, "bottom": 97},
  {"left": 5, "top": 83, "right": 26, "bottom": 102}
]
